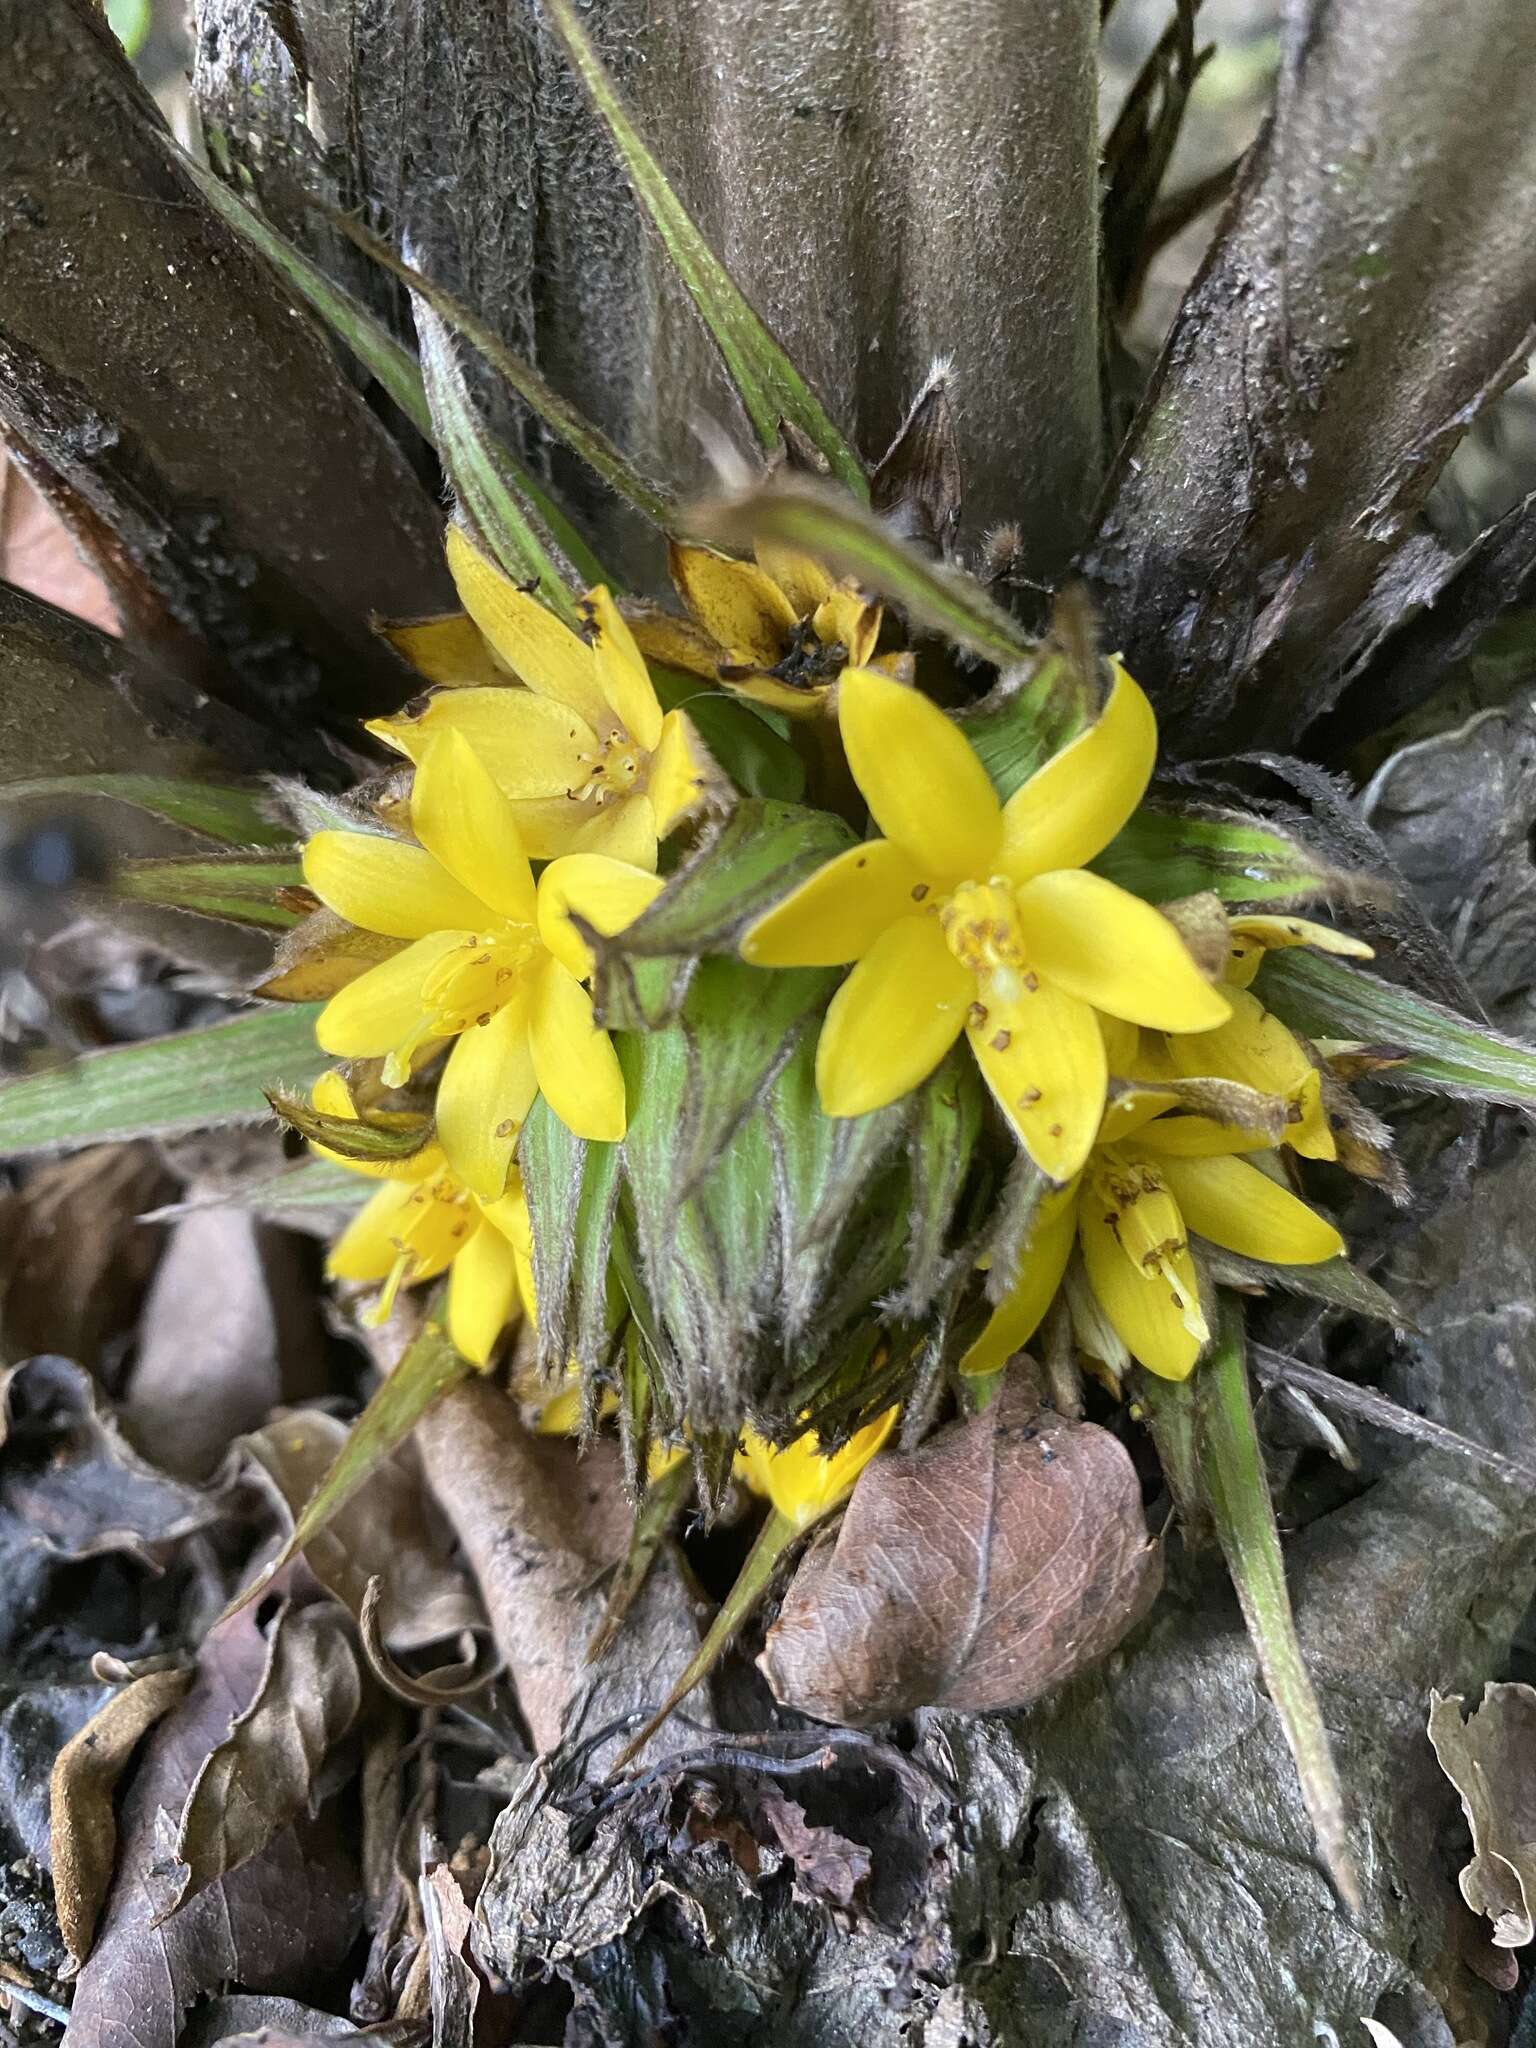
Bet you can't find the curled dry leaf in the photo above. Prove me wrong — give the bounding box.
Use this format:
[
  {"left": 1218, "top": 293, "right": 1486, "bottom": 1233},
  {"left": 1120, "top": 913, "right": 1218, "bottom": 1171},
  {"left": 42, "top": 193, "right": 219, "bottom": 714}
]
[
  {"left": 151, "top": 1602, "right": 363, "bottom": 1921},
  {"left": 48, "top": 1665, "right": 191, "bottom": 1971},
  {"left": 237, "top": 1409, "right": 487, "bottom": 1667},
  {"left": 0, "top": 1144, "right": 170, "bottom": 1371},
  {"left": 760, "top": 1375, "right": 1161, "bottom": 1722},
  {"left": 0, "top": 1354, "right": 218, "bottom": 1566},
  {"left": 1428, "top": 1682, "right": 1536, "bottom": 1947},
  {"left": 62, "top": 1602, "right": 360, "bottom": 2048}
]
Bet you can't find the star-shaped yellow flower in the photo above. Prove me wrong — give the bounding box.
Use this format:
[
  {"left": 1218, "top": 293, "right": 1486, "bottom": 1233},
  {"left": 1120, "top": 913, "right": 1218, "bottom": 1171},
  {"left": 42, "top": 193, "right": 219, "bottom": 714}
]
[
  {"left": 741, "top": 665, "right": 1231, "bottom": 1181},
  {"left": 310, "top": 1070, "right": 534, "bottom": 1368},
  {"left": 629, "top": 540, "right": 908, "bottom": 719},
  {"left": 302, "top": 729, "right": 661, "bottom": 1196},
  {"left": 369, "top": 525, "right": 714, "bottom": 870},
  {"left": 961, "top": 1080, "right": 1344, "bottom": 1383}
]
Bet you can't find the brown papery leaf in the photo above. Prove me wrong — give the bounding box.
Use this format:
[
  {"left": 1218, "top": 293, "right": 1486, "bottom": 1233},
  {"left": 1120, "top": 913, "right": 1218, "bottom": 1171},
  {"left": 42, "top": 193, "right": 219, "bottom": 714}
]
[
  {"left": 1429, "top": 1683, "right": 1536, "bottom": 1947},
  {"left": 151, "top": 1603, "right": 363, "bottom": 1921},
  {"left": 759, "top": 1375, "right": 1161, "bottom": 1721},
  {"left": 63, "top": 1603, "right": 360, "bottom": 2048},
  {"left": 49, "top": 1666, "right": 191, "bottom": 1971}
]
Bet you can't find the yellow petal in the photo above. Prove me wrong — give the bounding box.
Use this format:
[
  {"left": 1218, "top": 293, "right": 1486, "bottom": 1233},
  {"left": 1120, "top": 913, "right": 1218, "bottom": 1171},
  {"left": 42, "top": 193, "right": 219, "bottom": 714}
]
[
  {"left": 1156, "top": 1153, "right": 1343, "bottom": 1265},
  {"left": 837, "top": 667, "right": 1001, "bottom": 879},
  {"left": 648, "top": 710, "right": 715, "bottom": 839},
  {"left": 958, "top": 1186, "right": 1080, "bottom": 1377},
  {"left": 371, "top": 688, "right": 598, "bottom": 800},
  {"left": 967, "top": 972, "right": 1107, "bottom": 1182},
  {"left": 723, "top": 672, "right": 835, "bottom": 719},
  {"left": 1013, "top": 870, "right": 1231, "bottom": 1031},
  {"left": 752, "top": 1407, "right": 898, "bottom": 1530},
  {"left": 998, "top": 662, "right": 1156, "bottom": 881},
  {"left": 410, "top": 730, "right": 536, "bottom": 925},
  {"left": 1134, "top": 1114, "right": 1274, "bottom": 1157},
  {"left": 812, "top": 588, "right": 879, "bottom": 668},
  {"left": 1225, "top": 914, "right": 1375, "bottom": 990},
  {"left": 1096, "top": 1080, "right": 1182, "bottom": 1146},
  {"left": 327, "top": 1180, "right": 418, "bottom": 1282},
  {"left": 1078, "top": 1192, "right": 1204, "bottom": 1380},
  {"left": 446, "top": 524, "right": 612, "bottom": 733},
  {"left": 753, "top": 541, "right": 833, "bottom": 616},
  {"left": 741, "top": 839, "right": 930, "bottom": 968},
  {"left": 528, "top": 957, "right": 627, "bottom": 1141},
  {"left": 435, "top": 994, "right": 538, "bottom": 1200},
  {"left": 311, "top": 1068, "right": 356, "bottom": 1119},
  {"left": 303, "top": 832, "right": 489, "bottom": 940},
  {"left": 1166, "top": 986, "right": 1335, "bottom": 1160},
  {"left": 815, "top": 914, "right": 970, "bottom": 1116},
  {"left": 315, "top": 932, "right": 462, "bottom": 1060},
  {"left": 584, "top": 586, "right": 664, "bottom": 749},
  {"left": 563, "top": 794, "right": 659, "bottom": 870},
  {"left": 377, "top": 610, "right": 503, "bottom": 687},
  {"left": 627, "top": 607, "right": 726, "bottom": 680},
  {"left": 446, "top": 1217, "right": 523, "bottom": 1367},
  {"left": 537, "top": 854, "right": 665, "bottom": 981},
  {"left": 669, "top": 541, "right": 796, "bottom": 668}
]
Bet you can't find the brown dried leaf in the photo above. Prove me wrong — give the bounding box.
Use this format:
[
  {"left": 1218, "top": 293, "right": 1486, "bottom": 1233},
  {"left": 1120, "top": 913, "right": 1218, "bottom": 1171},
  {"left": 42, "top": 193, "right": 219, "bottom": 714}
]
[
  {"left": 0, "top": 1145, "right": 171, "bottom": 1371},
  {"left": 755, "top": 1791, "right": 871, "bottom": 1910},
  {"left": 0, "top": 455, "right": 119, "bottom": 635},
  {"left": 63, "top": 1603, "right": 360, "bottom": 2048},
  {"left": 128, "top": 1210, "right": 329, "bottom": 1481},
  {"left": 1428, "top": 1683, "right": 1536, "bottom": 1947},
  {"left": 48, "top": 1667, "right": 191, "bottom": 1971},
  {"left": 759, "top": 1375, "right": 1161, "bottom": 1721},
  {"left": 238, "top": 1410, "right": 487, "bottom": 1664},
  {"left": 419, "top": 1862, "right": 478, "bottom": 2048},
  {"left": 153, "top": 1603, "right": 363, "bottom": 1921},
  {"left": 0, "top": 1355, "right": 218, "bottom": 1567}
]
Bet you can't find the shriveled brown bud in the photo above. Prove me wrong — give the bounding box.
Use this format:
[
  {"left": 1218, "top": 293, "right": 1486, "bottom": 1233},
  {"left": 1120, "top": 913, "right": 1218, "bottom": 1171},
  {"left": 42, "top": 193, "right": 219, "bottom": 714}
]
[{"left": 759, "top": 1374, "right": 1160, "bottom": 1722}]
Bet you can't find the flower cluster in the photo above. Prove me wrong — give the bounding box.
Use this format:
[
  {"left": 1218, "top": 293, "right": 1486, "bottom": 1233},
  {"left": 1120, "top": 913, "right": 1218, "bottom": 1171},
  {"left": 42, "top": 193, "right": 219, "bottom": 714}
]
[{"left": 275, "top": 520, "right": 1376, "bottom": 1463}]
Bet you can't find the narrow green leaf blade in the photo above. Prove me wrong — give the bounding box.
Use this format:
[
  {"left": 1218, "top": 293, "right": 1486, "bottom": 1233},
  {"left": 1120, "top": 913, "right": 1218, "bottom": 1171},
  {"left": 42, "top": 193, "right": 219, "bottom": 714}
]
[
  {"left": 336, "top": 213, "right": 672, "bottom": 532},
  {"left": 1197, "top": 1302, "right": 1360, "bottom": 1911},
  {"left": 542, "top": 0, "right": 866, "bottom": 495},
  {"left": 2, "top": 773, "right": 293, "bottom": 849},
  {"left": 224, "top": 1312, "right": 472, "bottom": 1621},
  {"left": 0, "top": 1004, "right": 326, "bottom": 1154},
  {"left": 415, "top": 299, "right": 591, "bottom": 626},
  {"left": 113, "top": 853, "right": 306, "bottom": 930},
  {"left": 1258, "top": 949, "right": 1536, "bottom": 1103},
  {"left": 585, "top": 1454, "right": 696, "bottom": 1666},
  {"left": 1095, "top": 806, "right": 1350, "bottom": 907},
  {"left": 179, "top": 152, "right": 434, "bottom": 438},
  {"left": 706, "top": 481, "right": 1038, "bottom": 669}
]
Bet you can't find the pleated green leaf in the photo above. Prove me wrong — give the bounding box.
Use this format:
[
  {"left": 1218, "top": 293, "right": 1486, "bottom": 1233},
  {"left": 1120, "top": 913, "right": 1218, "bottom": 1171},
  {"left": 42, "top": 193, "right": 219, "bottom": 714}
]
[
  {"left": 0, "top": 1004, "right": 326, "bottom": 1154},
  {"left": 112, "top": 853, "right": 306, "bottom": 930},
  {"left": 1095, "top": 807, "right": 1349, "bottom": 907},
  {"left": 2, "top": 772, "right": 293, "bottom": 849},
  {"left": 1194, "top": 1303, "right": 1360, "bottom": 1912},
  {"left": 1258, "top": 949, "right": 1536, "bottom": 1102}
]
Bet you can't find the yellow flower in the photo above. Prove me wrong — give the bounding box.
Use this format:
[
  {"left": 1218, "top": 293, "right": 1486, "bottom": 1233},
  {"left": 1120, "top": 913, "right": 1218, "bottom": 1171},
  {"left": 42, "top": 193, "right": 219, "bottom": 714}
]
[
  {"left": 734, "top": 1407, "right": 897, "bottom": 1530},
  {"left": 629, "top": 540, "right": 909, "bottom": 719},
  {"left": 961, "top": 1084, "right": 1344, "bottom": 1383},
  {"left": 302, "top": 728, "right": 662, "bottom": 1196},
  {"left": 741, "top": 665, "right": 1231, "bottom": 1182},
  {"left": 1161, "top": 914, "right": 1375, "bottom": 1162},
  {"left": 311, "top": 1070, "right": 534, "bottom": 1368},
  {"left": 369, "top": 525, "right": 715, "bottom": 869}
]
